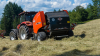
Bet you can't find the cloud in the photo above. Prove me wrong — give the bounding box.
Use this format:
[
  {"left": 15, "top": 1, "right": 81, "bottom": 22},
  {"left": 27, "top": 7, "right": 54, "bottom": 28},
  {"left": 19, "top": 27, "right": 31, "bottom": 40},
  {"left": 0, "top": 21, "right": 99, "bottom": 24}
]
[
  {"left": 0, "top": 0, "right": 90, "bottom": 19},
  {"left": 0, "top": 15, "right": 2, "bottom": 21},
  {"left": 0, "top": 0, "right": 7, "bottom": 19},
  {"left": 18, "top": 0, "right": 72, "bottom": 12},
  {"left": 81, "top": 3, "right": 89, "bottom": 8},
  {"left": 0, "top": 0, "right": 7, "bottom": 9},
  {"left": 73, "top": 0, "right": 89, "bottom": 8}
]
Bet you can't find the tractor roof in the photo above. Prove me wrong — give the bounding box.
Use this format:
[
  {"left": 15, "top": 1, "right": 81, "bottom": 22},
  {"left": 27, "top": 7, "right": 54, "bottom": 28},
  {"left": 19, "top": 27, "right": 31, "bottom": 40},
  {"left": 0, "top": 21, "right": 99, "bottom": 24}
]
[{"left": 18, "top": 11, "right": 38, "bottom": 16}]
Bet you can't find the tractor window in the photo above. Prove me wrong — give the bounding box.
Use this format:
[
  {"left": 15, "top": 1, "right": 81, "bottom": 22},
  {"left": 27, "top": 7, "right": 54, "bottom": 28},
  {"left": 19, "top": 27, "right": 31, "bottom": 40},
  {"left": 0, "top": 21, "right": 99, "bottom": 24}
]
[
  {"left": 20, "top": 15, "right": 25, "bottom": 23},
  {"left": 26, "top": 15, "right": 31, "bottom": 21},
  {"left": 26, "top": 14, "right": 35, "bottom": 22}
]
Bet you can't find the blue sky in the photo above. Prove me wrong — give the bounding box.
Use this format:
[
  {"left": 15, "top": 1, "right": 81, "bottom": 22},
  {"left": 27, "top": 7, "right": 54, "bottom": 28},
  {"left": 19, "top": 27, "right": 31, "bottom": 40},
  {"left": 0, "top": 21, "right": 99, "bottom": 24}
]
[{"left": 0, "top": 0, "right": 92, "bottom": 20}]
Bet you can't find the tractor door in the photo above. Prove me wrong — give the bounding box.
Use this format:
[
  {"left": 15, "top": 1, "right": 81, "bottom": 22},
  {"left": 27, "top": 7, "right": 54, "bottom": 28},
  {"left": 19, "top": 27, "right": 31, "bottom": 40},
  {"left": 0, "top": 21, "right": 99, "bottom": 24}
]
[{"left": 20, "top": 15, "right": 25, "bottom": 23}]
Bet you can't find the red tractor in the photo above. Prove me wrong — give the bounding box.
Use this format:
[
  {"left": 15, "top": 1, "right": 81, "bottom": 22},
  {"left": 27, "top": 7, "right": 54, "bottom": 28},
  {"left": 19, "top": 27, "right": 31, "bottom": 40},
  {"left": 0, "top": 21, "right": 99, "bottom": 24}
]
[{"left": 9, "top": 10, "right": 74, "bottom": 41}]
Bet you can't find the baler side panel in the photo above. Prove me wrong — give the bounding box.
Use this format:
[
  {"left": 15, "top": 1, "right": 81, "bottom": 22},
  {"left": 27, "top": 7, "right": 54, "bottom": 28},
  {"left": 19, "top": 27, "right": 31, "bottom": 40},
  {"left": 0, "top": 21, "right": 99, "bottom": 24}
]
[
  {"left": 33, "top": 11, "right": 46, "bottom": 34},
  {"left": 40, "top": 11, "right": 46, "bottom": 26}
]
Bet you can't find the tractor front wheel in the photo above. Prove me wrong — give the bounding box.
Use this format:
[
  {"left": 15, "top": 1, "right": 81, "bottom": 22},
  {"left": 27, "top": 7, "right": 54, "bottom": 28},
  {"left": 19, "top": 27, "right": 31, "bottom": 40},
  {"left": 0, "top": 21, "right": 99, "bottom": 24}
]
[{"left": 19, "top": 25, "right": 29, "bottom": 40}]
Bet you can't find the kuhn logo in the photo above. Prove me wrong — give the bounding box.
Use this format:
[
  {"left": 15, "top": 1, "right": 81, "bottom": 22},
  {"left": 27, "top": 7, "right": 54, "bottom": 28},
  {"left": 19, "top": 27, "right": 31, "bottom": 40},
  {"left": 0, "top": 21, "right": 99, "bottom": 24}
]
[{"left": 58, "top": 17, "right": 62, "bottom": 21}]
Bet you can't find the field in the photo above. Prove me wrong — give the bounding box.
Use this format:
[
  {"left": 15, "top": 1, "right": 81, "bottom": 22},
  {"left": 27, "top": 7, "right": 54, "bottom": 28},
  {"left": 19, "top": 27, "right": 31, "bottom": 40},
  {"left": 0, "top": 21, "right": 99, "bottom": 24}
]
[{"left": 0, "top": 19, "right": 100, "bottom": 56}]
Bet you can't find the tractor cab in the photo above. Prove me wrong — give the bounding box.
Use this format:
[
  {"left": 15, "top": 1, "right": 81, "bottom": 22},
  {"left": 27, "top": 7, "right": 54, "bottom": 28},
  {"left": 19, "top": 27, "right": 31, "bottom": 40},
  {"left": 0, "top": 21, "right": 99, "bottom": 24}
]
[{"left": 18, "top": 11, "right": 37, "bottom": 23}]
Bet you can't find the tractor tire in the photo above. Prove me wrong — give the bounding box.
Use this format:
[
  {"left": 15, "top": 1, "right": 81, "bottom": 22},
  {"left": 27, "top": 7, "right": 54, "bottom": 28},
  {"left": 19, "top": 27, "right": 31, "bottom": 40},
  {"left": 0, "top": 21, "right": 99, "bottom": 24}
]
[
  {"left": 68, "top": 30, "right": 74, "bottom": 37},
  {"left": 37, "top": 32, "right": 46, "bottom": 41},
  {"left": 19, "top": 25, "right": 29, "bottom": 40},
  {"left": 9, "top": 31, "right": 18, "bottom": 40}
]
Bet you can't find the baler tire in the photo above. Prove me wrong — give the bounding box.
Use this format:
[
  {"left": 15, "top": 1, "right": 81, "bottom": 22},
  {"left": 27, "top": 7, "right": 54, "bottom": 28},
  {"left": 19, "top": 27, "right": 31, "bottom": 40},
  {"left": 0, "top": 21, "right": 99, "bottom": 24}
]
[
  {"left": 68, "top": 30, "right": 74, "bottom": 37},
  {"left": 37, "top": 32, "right": 46, "bottom": 41},
  {"left": 19, "top": 25, "right": 29, "bottom": 40},
  {"left": 9, "top": 31, "right": 18, "bottom": 40}
]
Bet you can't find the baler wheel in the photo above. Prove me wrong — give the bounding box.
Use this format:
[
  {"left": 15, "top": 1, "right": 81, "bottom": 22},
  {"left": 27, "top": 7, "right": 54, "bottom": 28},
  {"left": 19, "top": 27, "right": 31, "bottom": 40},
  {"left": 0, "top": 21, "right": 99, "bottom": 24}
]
[
  {"left": 37, "top": 32, "right": 46, "bottom": 41},
  {"left": 68, "top": 30, "right": 74, "bottom": 37}
]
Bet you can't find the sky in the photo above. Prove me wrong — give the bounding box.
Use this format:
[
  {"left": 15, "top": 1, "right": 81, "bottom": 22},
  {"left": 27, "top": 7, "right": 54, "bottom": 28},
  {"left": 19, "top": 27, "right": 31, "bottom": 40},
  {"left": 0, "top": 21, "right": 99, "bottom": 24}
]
[{"left": 0, "top": 0, "right": 92, "bottom": 20}]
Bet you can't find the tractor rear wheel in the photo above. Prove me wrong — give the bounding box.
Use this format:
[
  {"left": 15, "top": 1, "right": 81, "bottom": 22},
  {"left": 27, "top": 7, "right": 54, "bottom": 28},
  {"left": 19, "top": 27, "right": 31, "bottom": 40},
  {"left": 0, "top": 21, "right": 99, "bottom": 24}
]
[
  {"left": 37, "top": 32, "right": 46, "bottom": 41},
  {"left": 9, "top": 31, "right": 18, "bottom": 40},
  {"left": 19, "top": 25, "right": 29, "bottom": 40}
]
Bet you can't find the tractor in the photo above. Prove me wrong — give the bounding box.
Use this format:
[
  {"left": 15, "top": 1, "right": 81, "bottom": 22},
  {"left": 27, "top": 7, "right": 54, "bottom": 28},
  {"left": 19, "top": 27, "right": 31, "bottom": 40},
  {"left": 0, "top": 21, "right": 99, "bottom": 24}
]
[{"left": 9, "top": 10, "right": 74, "bottom": 41}]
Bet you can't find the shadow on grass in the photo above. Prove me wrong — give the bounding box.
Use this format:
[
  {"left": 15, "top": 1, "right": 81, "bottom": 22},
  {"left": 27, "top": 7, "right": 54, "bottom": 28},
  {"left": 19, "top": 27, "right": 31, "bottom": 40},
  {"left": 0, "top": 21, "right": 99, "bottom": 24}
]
[
  {"left": 52, "top": 31, "right": 86, "bottom": 40},
  {"left": 0, "top": 52, "right": 3, "bottom": 56},
  {"left": 2, "top": 47, "right": 9, "bottom": 51},
  {"left": 74, "top": 31, "right": 86, "bottom": 38},
  {"left": 15, "top": 44, "right": 23, "bottom": 53},
  {"left": 74, "top": 33, "right": 86, "bottom": 38},
  {"left": 54, "top": 33, "right": 86, "bottom": 40},
  {"left": 0, "top": 47, "right": 8, "bottom": 56},
  {"left": 52, "top": 49, "right": 98, "bottom": 56},
  {"left": 54, "top": 37, "right": 65, "bottom": 40}
]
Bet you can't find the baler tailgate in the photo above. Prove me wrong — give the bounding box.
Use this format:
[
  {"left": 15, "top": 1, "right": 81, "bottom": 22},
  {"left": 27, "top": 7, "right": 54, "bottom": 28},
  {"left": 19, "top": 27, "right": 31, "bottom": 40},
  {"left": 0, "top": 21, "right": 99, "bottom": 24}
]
[{"left": 50, "top": 17, "right": 70, "bottom": 31}]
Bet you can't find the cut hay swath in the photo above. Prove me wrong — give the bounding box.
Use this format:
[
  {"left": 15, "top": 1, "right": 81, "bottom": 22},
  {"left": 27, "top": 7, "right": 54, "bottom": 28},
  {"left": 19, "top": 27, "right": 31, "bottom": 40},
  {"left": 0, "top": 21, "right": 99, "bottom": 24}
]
[{"left": 0, "top": 19, "right": 100, "bottom": 56}]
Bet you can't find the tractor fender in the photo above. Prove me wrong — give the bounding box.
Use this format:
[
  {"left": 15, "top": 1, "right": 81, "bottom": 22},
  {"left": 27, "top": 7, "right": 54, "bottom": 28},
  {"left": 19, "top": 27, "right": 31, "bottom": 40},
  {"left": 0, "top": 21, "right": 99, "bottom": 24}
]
[
  {"left": 17, "top": 21, "right": 33, "bottom": 29},
  {"left": 21, "top": 21, "right": 33, "bottom": 26},
  {"left": 17, "top": 24, "right": 21, "bottom": 29},
  {"left": 11, "top": 29, "right": 18, "bottom": 32}
]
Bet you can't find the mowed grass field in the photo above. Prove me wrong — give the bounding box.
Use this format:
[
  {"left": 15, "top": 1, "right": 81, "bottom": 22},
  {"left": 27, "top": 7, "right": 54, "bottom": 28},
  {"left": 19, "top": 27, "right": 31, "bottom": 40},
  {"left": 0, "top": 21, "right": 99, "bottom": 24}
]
[{"left": 0, "top": 19, "right": 100, "bottom": 56}]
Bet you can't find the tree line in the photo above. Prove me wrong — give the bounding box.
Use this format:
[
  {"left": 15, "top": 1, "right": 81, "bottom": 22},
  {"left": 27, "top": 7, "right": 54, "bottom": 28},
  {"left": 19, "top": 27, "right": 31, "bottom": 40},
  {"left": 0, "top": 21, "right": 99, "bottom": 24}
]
[
  {"left": 1, "top": 2, "right": 23, "bottom": 35},
  {"left": 54, "top": 0, "right": 100, "bottom": 23},
  {"left": 69, "top": 0, "right": 100, "bottom": 23}
]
